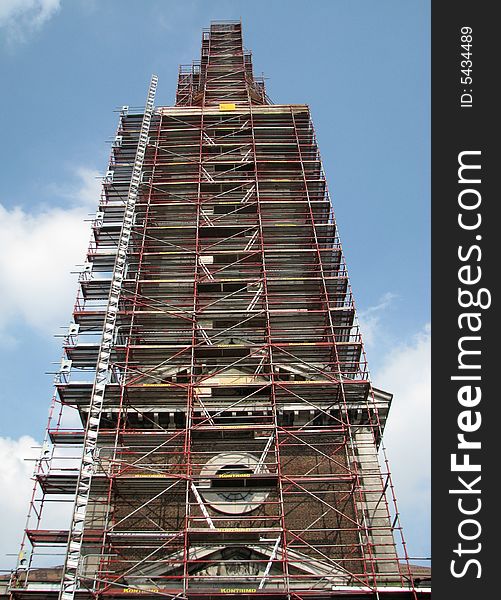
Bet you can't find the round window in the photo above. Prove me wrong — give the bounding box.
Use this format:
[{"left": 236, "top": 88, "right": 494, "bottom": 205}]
[{"left": 200, "top": 452, "right": 270, "bottom": 515}]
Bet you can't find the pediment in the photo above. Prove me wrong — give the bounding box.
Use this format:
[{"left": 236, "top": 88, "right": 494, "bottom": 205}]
[{"left": 123, "top": 543, "right": 351, "bottom": 587}]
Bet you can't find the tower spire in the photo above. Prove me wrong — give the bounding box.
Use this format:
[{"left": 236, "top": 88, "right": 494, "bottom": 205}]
[{"left": 176, "top": 21, "right": 268, "bottom": 106}]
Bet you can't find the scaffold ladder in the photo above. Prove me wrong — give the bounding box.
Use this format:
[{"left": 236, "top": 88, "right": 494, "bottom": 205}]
[{"left": 59, "top": 75, "right": 158, "bottom": 600}]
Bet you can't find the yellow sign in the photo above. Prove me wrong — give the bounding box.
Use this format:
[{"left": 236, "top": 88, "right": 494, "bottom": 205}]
[{"left": 219, "top": 103, "right": 236, "bottom": 111}]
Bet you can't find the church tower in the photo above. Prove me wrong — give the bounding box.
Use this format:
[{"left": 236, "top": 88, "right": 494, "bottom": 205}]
[{"left": 10, "top": 21, "right": 428, "bottom": 600}]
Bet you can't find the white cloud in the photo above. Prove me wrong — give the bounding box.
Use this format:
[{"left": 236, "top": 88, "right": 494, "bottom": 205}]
[
  {"left": 374, "top": 323, "right": 431, "bottom": 556},
  {"left": 0, "top": 168, "right": 100, "bottom": 338},
  {"left": 358, "top": 291, "right": 397, "bottom": 349},
  {"left": 0, "top": 435, "right": 39, "bottom": 570},
  {"left": 0, "top": 0, "right": 61, "bottom": 43},
  {"left": 0, "top": 435, "right": 74, "bottom": 571}
]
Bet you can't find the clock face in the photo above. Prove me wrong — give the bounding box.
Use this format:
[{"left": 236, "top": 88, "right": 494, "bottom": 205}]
[
  {"left": 214, "top": 464, "right": 254, "bottom": 503},
  {"left": 217, "top": 490, "right": 253, "bottom": 502},
  {"left": 200, "top": 452, "right": 271, "bottom": 514}
]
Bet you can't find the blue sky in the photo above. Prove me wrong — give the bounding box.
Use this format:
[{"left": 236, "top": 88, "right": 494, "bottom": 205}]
[{"left": 0, "top": 0, "right": 430, "bottom": 571}]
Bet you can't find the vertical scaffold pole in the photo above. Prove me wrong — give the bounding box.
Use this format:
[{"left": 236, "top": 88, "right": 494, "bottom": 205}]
[{"left": 59, "top": 74, "right": 158, "bottom": 600}]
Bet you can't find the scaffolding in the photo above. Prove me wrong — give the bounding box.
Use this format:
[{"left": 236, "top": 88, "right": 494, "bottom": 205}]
[{"left": 9, "top": 21, "right": 429, "bottom": 600}]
